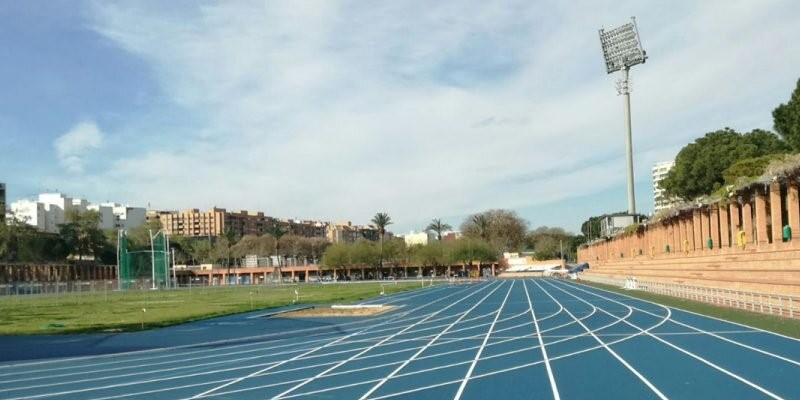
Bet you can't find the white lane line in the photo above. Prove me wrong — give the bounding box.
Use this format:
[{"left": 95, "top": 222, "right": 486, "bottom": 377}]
[
  {"left": 568, "top": 280, "right": 800, "bottom": 344},
  {"left": 7, "top": 280, "right": 639, "bottom": 400},
  {"left": 3, "top": 284, "right": 487, "bottom": 400},
  {"left": 2, "top": 281, "right": 609, "bottom": 400},
  {"left": 2, "top": 293, "right": 518, "bottom": 399},
  {"left": 3, "top": 282, "right": 482, "bottom": 400},
  {"left": 202, "top": 289, "right": 661, "bottom": 400},
  {"left": 0, "top": 313, "right": 449, "bottom": 395},
  {"left": 562, "top": 280, "right": 800, "bottom": 367},
  {"left": 453, "top": 280, "right": 515, "bottom": 400},
  {"left": 355, "top": 280, "right": 508, "bottom": 400},
  {"left": 523, "top": 279, "right": 562, "bottom": 400},
  {"left": 269, "top": 281, "right": 504, "bottom": 399},
  {"left": 532, "top": 279, "right": 669, "bottom": 400},
  {"left": 546, "top": 279, "right": 788, "bottom": 400},
  {"left": 187, "top": 281, "right": 496, "bottom": 400},
  {"left": 0, "top": 283, "right": 455, "bottom": 374},
  {"left": 0, "top": 287, "right": 503, "bottom": 385}
]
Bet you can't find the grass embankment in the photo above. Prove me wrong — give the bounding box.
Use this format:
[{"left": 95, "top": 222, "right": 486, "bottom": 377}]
[
  {"left": 580, "top": 281, "right": 800, "bottom": 339},
  {"left": 0, "top": 282, "right": 423, "bottom": 335}
]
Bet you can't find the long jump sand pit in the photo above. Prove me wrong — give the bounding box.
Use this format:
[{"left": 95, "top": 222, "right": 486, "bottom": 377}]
[{"left": 277, "top": 304, "right": 396, "bottom": 317}]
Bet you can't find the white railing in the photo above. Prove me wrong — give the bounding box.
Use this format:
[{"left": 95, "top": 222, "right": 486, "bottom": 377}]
[{"left": 578, "top": 275, "right": 799, "bottom": 319}]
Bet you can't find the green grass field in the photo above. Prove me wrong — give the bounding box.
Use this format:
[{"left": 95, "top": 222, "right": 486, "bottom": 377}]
[
  {"left": 580, "top": 281, "right": 800, "bottom": 339},
  {"left": 0, "top": 282, "right": 425, "bottom": 335}
]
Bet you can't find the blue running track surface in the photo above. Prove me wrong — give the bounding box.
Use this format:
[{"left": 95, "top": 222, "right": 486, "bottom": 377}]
[{"left": 1, "top": 279, "right": 798, "bottom": 400}]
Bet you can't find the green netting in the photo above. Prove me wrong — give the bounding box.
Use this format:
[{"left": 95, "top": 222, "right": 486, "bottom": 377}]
[
  {"left": 118, "top": 233, "right": 129, "bottom": 288},
  {"left": 152, "top": 232, "right": 168, "bottom": 286},
  {"left": 118, "top": 231, "right": 170, "bottom": 290}
]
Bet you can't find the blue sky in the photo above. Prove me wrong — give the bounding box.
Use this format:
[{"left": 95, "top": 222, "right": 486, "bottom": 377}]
[{"left": 2, "top": 0, "right": 800, "bottom": 234}]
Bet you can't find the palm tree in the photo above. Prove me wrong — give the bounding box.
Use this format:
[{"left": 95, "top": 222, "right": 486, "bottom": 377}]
[
  {"left": 472, "top": 214, "right": 490, "bottom": 240},
  {"left": 267, "top": 223, "right": 288, "bottom": 283},
  {"left": 468, "top": 214, "right": 490, "bottom": 278},
  {"left": 425, "top": 218, "right": 452, "bottom": 241},
  {"left": 223, "top": 228, "right": 238, "bottom": 280},
  {"left": 371, "top": 212, "right": 393, "bottom": 280}
]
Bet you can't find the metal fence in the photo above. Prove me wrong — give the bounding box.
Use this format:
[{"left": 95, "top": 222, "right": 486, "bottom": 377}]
[
  {"left": 579, "top": 274, "right": 799, "bottom": 319},
  {"left": 0, "top": 280, "right": 201, "bottom": 296}
]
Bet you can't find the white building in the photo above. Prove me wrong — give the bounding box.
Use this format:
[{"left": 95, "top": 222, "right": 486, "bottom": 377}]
[
  {"left": 652, "top": 161, "right": 678, "bottom": 213},
  {"left": 9, "top": 199, "right": 47, "bottom": 230},
  {"left": 400, "top": 231, "right": 435, "bottom": 246},
  {"left": 600, "top": 214, "right": 637, "bottom": 238},
  {"left": 9, "top": 192, "right": 146, "bottom": 233},
  {"left": 89, "top": 202, "right": 146, "bottom": 230}
]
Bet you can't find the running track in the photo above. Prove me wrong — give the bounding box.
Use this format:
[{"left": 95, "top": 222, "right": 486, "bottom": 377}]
[{"left": 1, "top": 279, "right": 799, "bottom": 400}]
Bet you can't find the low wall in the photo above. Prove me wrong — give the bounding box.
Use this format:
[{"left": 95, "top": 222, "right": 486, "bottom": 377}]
[
  {"left": 579, "top": 179, "right": 800, "bottom": 298},
  {"left": 0, "top": 263, "right": 116, "bottom": 283},
  {"left": 580, "top": 246, "right": 800, "bottom": 296}
]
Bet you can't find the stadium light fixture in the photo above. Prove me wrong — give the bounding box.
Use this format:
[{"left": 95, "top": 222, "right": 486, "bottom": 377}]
[{"left": 599, "top": 17, "right": 647, "bottom": 215}]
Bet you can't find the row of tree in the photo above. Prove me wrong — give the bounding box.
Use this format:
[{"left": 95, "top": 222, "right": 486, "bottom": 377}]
[
  {"left": 168, "top": 232, "right": 330, "bottom": 267},
  {"left": 1, "top": 206, "right": 585, "bottom": 266},
  {"left": 0, "top": 210, "right": 117, "bottom": 263},
  {"left": 321, "top": 211, "right": 585, "bottom": 276},
  {"left": 660, "top": 78, "right": 800, "bottom": 202},
  {"left": 321, "top": 238, "right": 498, "bottom": 277}
]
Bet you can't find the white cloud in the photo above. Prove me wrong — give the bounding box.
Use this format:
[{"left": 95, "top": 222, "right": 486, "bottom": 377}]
[
  {"left": 79, "top": 0, "right": 800, "bottom": 231},
  {"left": 54, "top": 120, "right": 103, "bottom": 174}
]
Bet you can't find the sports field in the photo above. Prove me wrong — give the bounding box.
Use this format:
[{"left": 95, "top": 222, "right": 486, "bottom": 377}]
[{"left": 1, "top": 278, "right": 799, "bottom": 399}]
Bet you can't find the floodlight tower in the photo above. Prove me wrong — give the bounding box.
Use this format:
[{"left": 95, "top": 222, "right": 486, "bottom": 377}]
[{"left": 599, "top": 17, "right": 647, "bottom": 215}]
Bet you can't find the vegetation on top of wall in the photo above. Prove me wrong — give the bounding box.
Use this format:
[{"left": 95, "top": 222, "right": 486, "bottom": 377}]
[{"left": 659, "top": 78, "right": 800, "bottom": 203}]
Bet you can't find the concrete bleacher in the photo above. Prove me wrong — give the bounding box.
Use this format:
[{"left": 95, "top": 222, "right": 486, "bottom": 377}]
[{"left": 582, "top": 248, "right": 800, "bottom": 296}]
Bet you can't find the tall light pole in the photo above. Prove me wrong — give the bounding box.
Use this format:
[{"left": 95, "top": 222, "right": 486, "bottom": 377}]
[{"left": 599, "top": 17, "right": 647, "bottom": 215}]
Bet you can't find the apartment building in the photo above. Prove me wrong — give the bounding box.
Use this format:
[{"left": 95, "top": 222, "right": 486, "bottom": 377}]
[
  {"left": 284, "top": 219, "right": 328, "bottom": 238},
  {"left": 149, "top": 208, "right": 330, "bottom": 239},
  {"left": 326, "top": 221, "right": 380, "bottom": 243},
  {"left": 148, "top": 208, "right": 227, "bottom": 237},
  {"left": 10, "top": 192, "right": 145, "bottom": 233},
  {"left": 227, "top": 210, "right": 280, "bottom": 237},
  {"left": 652, "top": 161, "right": 678, "bottom": 213}
]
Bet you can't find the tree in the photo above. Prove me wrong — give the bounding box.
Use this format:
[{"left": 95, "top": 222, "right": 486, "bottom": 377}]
[
  {"left": 425, "top": 218, "right": 452, "bottom": 241},
  {"left": 742, "top": 128, "right": 791, "bottom": 154},
  {"left": 449, "top": 238, "right": 497, "bottom": 277},
  {"left": 773, "top": 78, "right": 800, "bottom": 151},
  {"left": 230, "top": 234, "right": 275, "bottom": 260},
  {"left": 168, "top": 235, "right": 195, "bottom": 264},
  {"left": 321, "top": 242, "right": 351, "bottom": 278},
  {"left": 413, "top": 240, "right": 448, "bottom": 276},
  {"left": 382, "top": 237, "right": 408, "bottom": 277},
  {"left": 303, "top": 237, "right": 330, "bottom": 265},
  {"left": 723, "top": 153, "right": 787, "bottom": 186},
  {"left": 0, "top": 214, "right": 68, "bottom": 262},
  {"left": 468, "top": 214, "right": 490, "bottom": 240},
  {"left": 267, "top": 223, "right": 288, "bottom": 281},
  {"left": 461, "top": 210, "right": 527, "bottom": 252},
  {"left": 525, "top": 226, "right": 585, "bottom": 261},
  {"left": 126, "top": 219, "right": 164, "bottom": 248},
  {"left": 526, "top": 226, "right": 568, "bottom": 260},
  {"left": 351, "top": 239, "right": 380, "bottom": 278},
  {"left": 191, "top": 240, "right": 213, "bottom": 264},
  {"left": 580, "top": 216, "right": 603, "bottom": 241},
  {"left": 59, "top": 209, "right": 107, "bottom": 261},
  {"left": 370, "top": 212, "right": 392, "bottom": 279},
  {"left": 222, "top": 228, "right": 238, "bottom": 270},
  {"left": 659, "top": 128, "right": 789, "bottom": 200}
]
